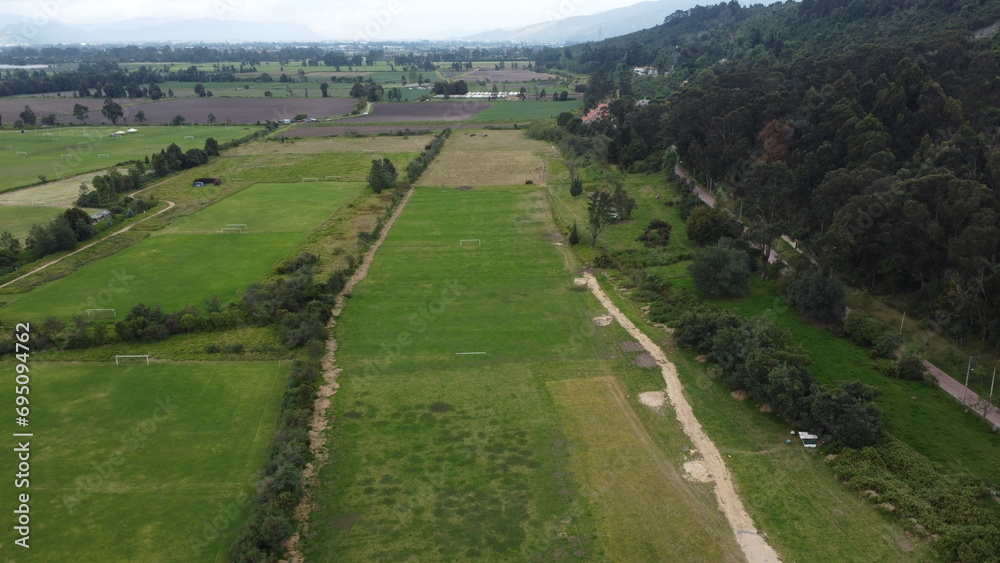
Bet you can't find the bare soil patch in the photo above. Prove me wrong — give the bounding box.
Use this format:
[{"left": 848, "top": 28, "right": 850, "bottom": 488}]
[
  {"left": 684, "top": 460, "right": 714, "bottom": 483},
  {"left": 462, "top": 68, "right": 560, "bottom": 82},
  {"left": 638, "top": 390, "right": 667, "bottom": 409},
  {"left": 634, "top": 353, "right": 658, "bottom": 369},
  {"left": 340, "top": 101, "right": 491, "bottom": 123},
  {"left": 0, "top": 97, "right": 355, "bottom": 125},
  {"left": 226, "top": 134, "right": 431, "bottom": 156},
  {"left": 592, "top": 315, "right": 613, "bottom": 326},
  {"left": 619, "top": 341, "right": 645, "bottom": 352},
  {"left": 731, "top": 390, "right": 748, "bottom": 401}
]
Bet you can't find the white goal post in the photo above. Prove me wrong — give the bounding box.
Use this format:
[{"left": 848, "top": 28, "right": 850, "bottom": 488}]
[
  {"left": 459, "top": 239, "right": 481, "bottom": 247},
  {"left": 86, "top": 308, "right": 116, "bottom": 319},
  {"left": 61, "top": 154, "right": 74, "bottom": 159},
  {"left": 455, "top": 352, "right": 487, "bottom": 355},
  {"left": 30, "top": 200, "right": 45, "bottom": 206},
  {"left": 226, "top": 224, "right": 248, "bottom": 231},
  {"left": 116, "top": 354, "right": 150, "bottom": 365},
  {"left": 98, "top": 154, "right": 110, "bottom": 159},
  {"left": 221, "top": 227, "right": 245, "bottom": 234},
  {"left": 184, "top": 135, "right": 195, "bottom": 140},
  {"left": 16, "top": 152, "right": 27, "bottom": 157},
  {"left": 301, "top": 177, "right": 319, "bottom": 182}
]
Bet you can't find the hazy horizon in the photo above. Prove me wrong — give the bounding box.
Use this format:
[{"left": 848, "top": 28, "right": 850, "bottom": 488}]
[{"left": 0, "top": 0, "right": 719, "bottom": 42}]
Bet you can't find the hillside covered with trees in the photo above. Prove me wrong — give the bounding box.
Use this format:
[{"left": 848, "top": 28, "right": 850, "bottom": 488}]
[{"left": 541, "top": 0, "right": 1000, "bottom": 347}]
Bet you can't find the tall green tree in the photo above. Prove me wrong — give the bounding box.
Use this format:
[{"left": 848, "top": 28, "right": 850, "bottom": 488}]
[
  {"left": 101, "top": 98, "right": 123, "bottom": 125},
  {"left": 72, "top": 103, "right": 89, "bottom": 123},
  {"left": 19, "top": 105, "right": 36, "bottom": 126},
  {"left": 587, "top": 190, "right": 614, "bottom": 247},
  {"left": 738, "top": 162, "right": 794, "bottom": 279}
]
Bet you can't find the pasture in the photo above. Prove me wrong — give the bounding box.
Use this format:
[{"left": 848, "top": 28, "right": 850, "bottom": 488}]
[
  {"left": 0, "top": 361, "right": 286, "bottom": 562},
  {"left": 0, "top": 168, "right": 128, "bottom": 207},
  {"left": 307, "top": 186, "right": 743, "bottom": 560},
  {"left": 0, "top": 125, "right": 261, "bottom": 191},
  {"left": 416, "top": 129, "right": 555, "bottom": 187},
  {"left": 0, "top": 205, "right": 63, "bottom": 240},
  {"left": 0, "top": 181, "right": 361, "bottom": 320}
]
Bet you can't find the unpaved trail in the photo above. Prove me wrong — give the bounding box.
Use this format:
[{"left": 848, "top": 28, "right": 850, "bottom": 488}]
[
  {"left": 583, "top": 272, "right": 782, "bottom": 563},
  {"left": 285, "top": 188, "right": 415, "bottom": 563}
]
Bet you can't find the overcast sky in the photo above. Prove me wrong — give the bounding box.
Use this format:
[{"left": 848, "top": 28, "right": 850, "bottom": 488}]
[{"left": 0, "top": 0, "right": 718, "bottom": 39}]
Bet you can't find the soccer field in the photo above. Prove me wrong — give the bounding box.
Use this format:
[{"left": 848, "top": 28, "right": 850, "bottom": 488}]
[
  {"left": 0, "top": 125, "right": 261, "bottom": 192},
  {"left": 0, "top": 361, "right": 286, "bottom": 562},
  {"left": 1, "top": 181, "right": 362, "bottom": 320},
  {"left": 306, "top": 187, "right": 743, "bottom": 561}
]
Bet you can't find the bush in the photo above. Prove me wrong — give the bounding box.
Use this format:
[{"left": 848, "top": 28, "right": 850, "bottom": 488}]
[
  {"left": 843, "top": 310, "right": 900, "bottom": 358},
  {"left": 224, "top": 342, "right": 245, "bottom": 354},
  {"left": 689, "top": 243, "right": 751, "bottom": 297},
  {"left": 790, "top": 268, "right": 846, "bottom": 323}
]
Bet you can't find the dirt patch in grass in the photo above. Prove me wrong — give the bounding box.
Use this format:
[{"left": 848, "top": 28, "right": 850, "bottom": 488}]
[
  {"left": 634, "top": 353, "right": 658, "bottom": 369},
  {"left": 592, "top": 315, "right": 613, "bottom": 326},
  {"left": 429, "top": 401, "right": 454, "bottom": 413},
  {"left": 638, "top": 390, "right": 666, "bottom": 409},
  {"left": 731, "top": 390, "right": 748, "bottom": 401},
  {"left": 619, "top": 341, "right": 645, "bottom": 352},
  {"left": 683, "top": 460, "right": 714, "bottom": 483}
]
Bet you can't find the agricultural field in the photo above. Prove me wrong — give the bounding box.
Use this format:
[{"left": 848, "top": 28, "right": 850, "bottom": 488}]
[
  {"left": 0, "top": 361, "right": 286, "bottom": 562},
  {"left": 340, "top": 101, "right": 492, "bottom": 123},
  {"left": 0, "top": 125, "right": 261, "bottom": 191},
  {"left": 0, "top": 169, "right": 128, "bottom": 206},
  {"left": 0, "top": 97, "right": 354, "bottom": 127},
  {"left": 416, "top": 129, "right": 557, "bottom": 187},
  {"left": 0, "top": 181, "right": 362, "bottom": 320},
  {"left": 307, "top": 186, "right": 743, "bottom": 561},
  {"left": 469, "top": 99, "right": 583, "bottom": 122}
]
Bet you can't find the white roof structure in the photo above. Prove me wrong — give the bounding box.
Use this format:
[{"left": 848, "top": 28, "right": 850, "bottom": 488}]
[
  {"left": 126, "top": 128, "right": 138, "bottom": 133},
  {"left": 114, "top": 130, "right": 126, "bottom": 135}
]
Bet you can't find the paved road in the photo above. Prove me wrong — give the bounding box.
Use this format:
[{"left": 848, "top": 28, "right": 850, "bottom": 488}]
[{"left": 674, "top": 162, "right": 999, "bottom": 429}]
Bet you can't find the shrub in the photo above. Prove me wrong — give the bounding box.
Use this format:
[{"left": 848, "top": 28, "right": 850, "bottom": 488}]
[
  {"left": 790, "top": 268, "right": 846, "bottom": 323},
  {"left": 689, "top": 243, "right": 751, "bottom": 297}
]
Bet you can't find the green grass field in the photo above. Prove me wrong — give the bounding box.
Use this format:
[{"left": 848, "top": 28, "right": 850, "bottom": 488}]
[
  {"left": 0, "top": 361, "right": 286, "bottom": 562},
  {"left": 469, "top": 99, "right": 583, "bottom": 122},
  {"left": 0, "top": 205, "right": 63, "bottom": 240},
  {"left": 1, "top": 181, "right": 361, "bottom": 320},
  {"left": 0, "top": 125, "right": 261, "bottom": 191},
  {"left": 306, "top": 186, "right": 744, "bottom": 561}
]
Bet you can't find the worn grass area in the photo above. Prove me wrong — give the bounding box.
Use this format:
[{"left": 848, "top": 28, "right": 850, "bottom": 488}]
[
  {"left": 0, "top": 205, "right": 63, "bottom": 240},
  {"left": 548, "top": 375, "right": 742, "bottom": 562},
  {"left": 415, "top": 129, "right": 554, "bottom": 187},
  {"left": 0, "top": 168, "right": 128, "bottom": 207},
  {"left": 469, "top": 99, "right": 583, "bottom": 122},
  {"left": 226, "top": 134, "right": 434, "bottom": 156},
  {"left": 0, "top": 361, "right": 285, "bottom": 562},
  {"left": 0, "top": 125, "right": 261, "bottom": 191},
  {"left": 307, "top": 186, "right": 743, "bottom": 560}
]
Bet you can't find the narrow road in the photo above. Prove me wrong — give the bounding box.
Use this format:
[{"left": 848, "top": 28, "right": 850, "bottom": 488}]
[
  {"left": 674, "top": 163, "right": 999, "bottom": 429},
  {"left": 583, "top": 272, "right": 782, "bottom": 563}
]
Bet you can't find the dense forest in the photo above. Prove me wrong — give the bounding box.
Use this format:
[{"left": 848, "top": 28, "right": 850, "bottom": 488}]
[{"left": 543, "top": 0, "right": 1000, "bottom": 346}]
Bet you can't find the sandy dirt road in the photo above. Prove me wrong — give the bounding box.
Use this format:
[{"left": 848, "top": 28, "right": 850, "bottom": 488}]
[{"left": 583, "top": 272, "right": 782, "bottom": 563}]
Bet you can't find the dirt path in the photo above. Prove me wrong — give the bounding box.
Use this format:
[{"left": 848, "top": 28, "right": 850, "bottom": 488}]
[
  {"left": 583, "top": 272, "right": 782, "bottom": 563},
  {"left": 285, "top": 187, "right": 416, "bottom": 563}
]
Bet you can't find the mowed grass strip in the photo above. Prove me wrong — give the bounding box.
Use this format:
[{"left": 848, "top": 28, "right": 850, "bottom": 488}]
[
  {"left": 2, "top": 181, "right": 361, "bottom": 320},
  {"left": 415, "top": 130, "right": 554, "bottom": 187},
  {"left": 0, "top": 125, "right": 261, "bottom": 191},
  {"left": 162, "top": 181, "right": 363, "bottom": 234},
  {"left": 336, "top": 187, "right": 601, "bottom": 371},
  {"left": 548, "top": 375, "right": 743, "bottom": 562},
  {"left": 0, "top": 361, "right": 286, "bottom": 562}
]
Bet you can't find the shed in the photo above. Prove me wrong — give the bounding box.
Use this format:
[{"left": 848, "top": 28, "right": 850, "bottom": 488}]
[{"left": 797, "top": 432, "right": 819, "bottom": 448}]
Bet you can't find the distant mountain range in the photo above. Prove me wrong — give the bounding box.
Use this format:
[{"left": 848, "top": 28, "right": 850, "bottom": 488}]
[
  {"left": 461, "top": 0, "right": 679, "bottom": 44},
  {"left": 0, "top": 16, "right": 324, "bottom": 45}
]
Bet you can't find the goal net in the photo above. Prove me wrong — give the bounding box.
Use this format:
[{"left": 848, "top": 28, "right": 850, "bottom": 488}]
[
  {"left": 115, "top": 354, "right": 150, "bottom": 365},
  {"left": 98, "top": 154, "right": 110, "bottom": 159},
  {"left": 226, "top": 224, "right": 248, "bottom": 231},
  {"left": 459, "top": 239, "right": 481, "bottom": 247},
  {"left": 86, "top": 308, "right": 116, "bottom": 320},
  {"left": 221, "top": 227, "right": 245, "bottom": 234},
  {"left": 301, "top": 177, "right": 319, "bottom": 182}
]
